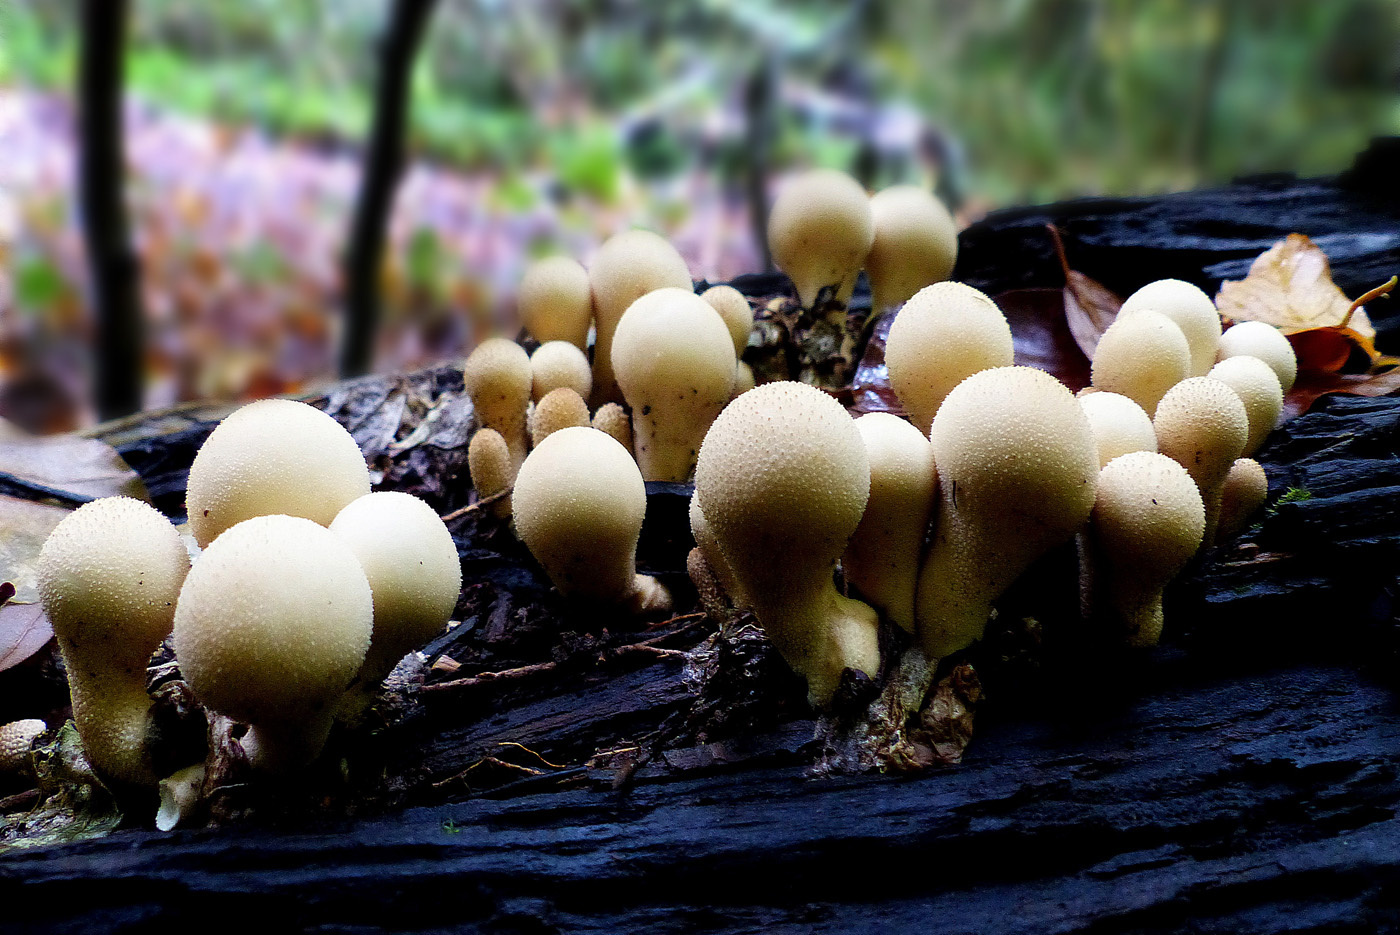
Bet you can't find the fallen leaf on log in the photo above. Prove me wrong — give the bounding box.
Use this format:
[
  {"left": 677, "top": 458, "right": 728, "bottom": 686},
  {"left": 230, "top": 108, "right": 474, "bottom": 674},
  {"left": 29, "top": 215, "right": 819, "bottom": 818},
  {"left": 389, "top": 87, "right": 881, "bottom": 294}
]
[
  {"left": 998, "top": 287, "right": 1093, "bottom": 392},
  {"left": 0, "top": 430, "right": 148, "bottom": 503},
  {"left": 1049, "top": 223, "right": 1122, "bottom": 361}
]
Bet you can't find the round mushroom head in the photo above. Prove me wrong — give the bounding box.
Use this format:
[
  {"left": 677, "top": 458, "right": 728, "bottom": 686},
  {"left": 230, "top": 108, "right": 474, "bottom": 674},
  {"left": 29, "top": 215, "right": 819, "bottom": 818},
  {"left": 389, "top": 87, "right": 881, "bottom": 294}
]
[
  {"left": 884, "top": 281, "right": 1014, "bottom": 434},
  {"left": 1090, "top": 309, "right": 1192, "bottom": 415},
  {"left": 467, "top": 427, "right": 513, "bottom": 519},
  {"left": 517, "top": 255, "right": 592, "bottom": 350},
  {"left": 529, "top": 387, "right": 591, "bottom": 448},
  {"left": 1208, "top": 355, "right": 1283, "bottom": 455},
  {"left": 1119, "top": 279, "right": 1222, "bottom": 376},
  {"left": 1078, "top": 391, "right": 1158, "bottom": 468},
  {"left": 1217, "top": 457, "right": 1269, "bottom": 540},
  {"left": 612, "top": 287, "right": 736, "bottom": 481},
  {"left": 701, "top": 285, "right": 756, "bottom": 357},
  {"left": 865, "top": 184, "right": 959, "bottom": 312},
  {"left": 173, "top": 515, "right": 373, "bottom": 729},
  {"left": 591, "top": 402, "right": 634, "bottom": 455},
  {"left": 530, "top": 341, "right": 592, "bottom": 403},
  {"left": 1218, "top": 320, "right": 1298, "bottom": 392},
  {"left": 588, "top": 229, "right": 692, "bottom": 406},
  {"left": 1152, "top": 376, "right": 1249, "bottom": 543},
  {"left": 767, "top": 169, "right": 874, "bottom": 309},
  {"left": 0, "top": 719, "right": 45, "bottom": 775},
  {"left": 186, "top": 399, "right": 370, "bottom": 548},
  {"left": 463, "top": 338, "right": 533, "bottom": 471}
]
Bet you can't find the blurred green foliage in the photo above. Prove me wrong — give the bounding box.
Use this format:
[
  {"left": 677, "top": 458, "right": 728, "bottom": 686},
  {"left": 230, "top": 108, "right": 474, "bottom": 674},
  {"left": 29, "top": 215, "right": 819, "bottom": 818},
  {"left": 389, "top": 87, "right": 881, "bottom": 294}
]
[{"left": 0, "top": 0, "right": 1395, "bottom": 205}]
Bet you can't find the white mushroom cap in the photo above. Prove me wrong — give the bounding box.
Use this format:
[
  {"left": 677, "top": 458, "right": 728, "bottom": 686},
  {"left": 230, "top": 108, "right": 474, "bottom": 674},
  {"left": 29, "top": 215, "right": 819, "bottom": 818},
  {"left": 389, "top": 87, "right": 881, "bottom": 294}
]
[
  {"left": 612, "top": 287, "right": 736, "bottom": 482},
  {"left": 884, "top": 281, "right": 1015, "bottom": 434},
  {"left": 173, "top": 515, "right": 373, "bottom": 771},
  {"left": 1208, "top": 355, "right": 1283, "bottom": 455},
  {"left": 767, "top": 169, "right": 875, "bottom": 309},
  {"left": 1152, "top": 377, "right": 1249, "bottom": 545},
  {"left": 701, "top": 285, "right": 755, "bottom": 357},
  {"left": 1217, "top": 458, "right": 1269, "bottom": 540},
  {"left": 517, "top": 255, "right": 592, "bottom": 350},
  {"left": 530, "top": 340, "right": 592, "bottom": 403},
  {"left": 865, "top": 184, "right": 959, "bottom": 312},
  {"left": 463, "top": 338, "right": 533, "bottom": 472},
  {"left": 1090, "top": 309, "right": 1192, "bottom": 415},
  {"left": 1218, "top": 320, "right": 1298, "bottom": 393},
  {"left": 1119, "top": 279, "right": 1222, "bottom": 376},
  {"left": 1078, "top": 392, "right": 1158, "bottom": 468},
  {"left": 186, "top": 399, "right": 370, "bottom": 548},
  {"left": 588, "top": 230, "right": 693, "bottom": 407},
  {"left": 329, "top": 492, "right": 461, "bottom": 688}
]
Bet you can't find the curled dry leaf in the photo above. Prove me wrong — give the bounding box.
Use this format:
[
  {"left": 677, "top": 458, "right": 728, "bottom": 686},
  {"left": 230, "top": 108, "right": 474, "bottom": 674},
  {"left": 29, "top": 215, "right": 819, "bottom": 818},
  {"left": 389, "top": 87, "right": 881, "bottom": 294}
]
[
  {"left": 1048, "top": 224, "right": 1122, "bottom": 360},
  {"left": 998, "top": 287, "right": 1093, "bottom": 392}
]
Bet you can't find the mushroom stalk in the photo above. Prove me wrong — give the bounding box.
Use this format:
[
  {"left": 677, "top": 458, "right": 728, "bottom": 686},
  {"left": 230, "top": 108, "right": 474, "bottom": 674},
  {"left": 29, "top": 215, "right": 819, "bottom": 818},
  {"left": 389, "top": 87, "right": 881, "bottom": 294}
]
[
  {"left": 240, "top": 710, "right": 337, "bottom": 774},
  {"left": 59, "top": 644, "right": 162, "bottom": 784}
]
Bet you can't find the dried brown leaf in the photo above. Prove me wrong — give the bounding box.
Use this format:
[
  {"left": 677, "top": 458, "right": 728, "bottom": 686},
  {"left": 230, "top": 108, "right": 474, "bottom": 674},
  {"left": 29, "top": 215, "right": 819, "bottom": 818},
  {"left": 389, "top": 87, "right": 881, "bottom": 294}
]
[
  {"left": 1048, "top": 224, "right": 1122, "bottom": 360},
  {"left": 0, "top": 601, "right": 53, "bottom": 674},
  {"left": 0, "top": 432, "right": 149, "bottom": 502},
  {"left": 1217, "top": 234, "right": 1374, "bottom": 337},
  {"left": 997, "top": 287, "right": 1093, "bottom": 392}
]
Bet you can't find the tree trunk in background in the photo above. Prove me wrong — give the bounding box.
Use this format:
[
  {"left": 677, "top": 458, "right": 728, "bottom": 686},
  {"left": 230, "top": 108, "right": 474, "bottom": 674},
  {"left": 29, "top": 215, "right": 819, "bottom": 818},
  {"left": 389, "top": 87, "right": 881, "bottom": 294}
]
[
  {"left": 339, "top": 0, "right": 438, "bottom": 379},
  {"left": 78, "top": 0, "right": 142, "bottom": 420},
  {"left": 744, "top": 58, "right": 776, "bottom": 273}
]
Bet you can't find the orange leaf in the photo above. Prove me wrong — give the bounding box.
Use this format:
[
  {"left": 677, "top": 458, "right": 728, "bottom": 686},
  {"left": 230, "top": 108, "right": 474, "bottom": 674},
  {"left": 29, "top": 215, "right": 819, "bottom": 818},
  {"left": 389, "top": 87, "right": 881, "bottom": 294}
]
[
  {"left": 1282, "top": 367, "right": 1400, "bottom": 422},
  {"left": 1216, "top": 233, "right": 1376, "bottom": 338}
]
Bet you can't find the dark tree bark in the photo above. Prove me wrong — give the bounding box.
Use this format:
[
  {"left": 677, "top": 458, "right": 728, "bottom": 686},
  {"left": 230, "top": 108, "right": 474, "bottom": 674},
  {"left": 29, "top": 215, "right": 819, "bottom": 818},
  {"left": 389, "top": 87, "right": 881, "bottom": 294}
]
[
  {"left": 339, "top": 0, "right": 438, "bottom": 379},
  {"left": 77, "top": 0, "right": 142, "bottom": 420}
]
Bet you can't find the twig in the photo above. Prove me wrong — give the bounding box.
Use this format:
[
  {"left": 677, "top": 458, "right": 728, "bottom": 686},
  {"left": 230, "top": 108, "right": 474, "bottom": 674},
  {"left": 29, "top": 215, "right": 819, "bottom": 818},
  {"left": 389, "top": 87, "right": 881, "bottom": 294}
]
[
  {"left": 440, "top": 486, "right": 512, "bottom": 523},
  {"left": 1340, "top": 275, "right": 1397, "bottom": 330}
]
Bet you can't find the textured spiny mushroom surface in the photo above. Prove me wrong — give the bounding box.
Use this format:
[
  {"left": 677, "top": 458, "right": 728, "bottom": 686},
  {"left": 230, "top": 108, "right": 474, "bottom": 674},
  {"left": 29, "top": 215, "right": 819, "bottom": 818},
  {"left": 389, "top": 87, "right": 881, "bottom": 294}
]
[
  {"left": 1090, "top": 308, "right": 1192, "bottom": 415},
  {"left": 0, "top": 719, "right": 45, "bottom": 775},
  {"left": 529, "top": 340, "right": 592, "bottom": 403},
  {"left": 918, "top": 366, "right": 1099, "bottom": 660},
  {"left": 37, "top": 496, "right": 190, "bottom": 785},
  {"left": 865, "top": 184, "right": 959, "bottom": 313},
  {"left": 517, "top": 255, "right": 593, "bottom": 350},
  {"left": 1079, "top": 391, "right": 1159, "bottom": 468},
  {"left": 611, "top": 287, "right": 736, "bottom": 481},
  {"left": 173, "top": 515, "right": 373, "bottom": 772},
  {"left": 528, "top": 387, "right": 591, "bottom": 448},
  {"left": 463, "top": 337, "right": 533, "bottom": 472},
  {"left": 1118, "top": 279, "right": 1222, "bottom": 376},
  {"left": 884, "top": 281, "right": 1014, "bottom": 434},
  {"left": 766, "top": 168, "right": 874, "bottom": 309},
  {"left": 590, "top": 402, "right": 634, "bottom": 456},
  {"left": 587, "top": 229, "right": 693, "bottom": 407},
  {"left": 1217, "top": 457, "right": 1269, "bottom": 540},
  {"left": 185, "top": 399, "right": 370, "bottom": 548},
  {"left": 1152, "top": 376, "right": 1249, "bottom": 545},
  {"left": 467, "top": 427, "right": 514, "bottom": 519},
  {"left": 1218, "top": 320, "right": 1298, "bottom": 392},
  {"left": 694, "top": 381, "right": 878, "bottom": 707},
  {"left": 1207, "top": 355, "right": 1283, "bottom": 455}
]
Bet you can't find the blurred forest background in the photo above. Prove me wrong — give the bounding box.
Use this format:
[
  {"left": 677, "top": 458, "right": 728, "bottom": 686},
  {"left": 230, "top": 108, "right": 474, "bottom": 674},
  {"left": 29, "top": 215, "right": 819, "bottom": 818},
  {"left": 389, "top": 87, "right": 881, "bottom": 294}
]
[{"left": 0, "top": 0, "right": 1396, "bottom": 429}]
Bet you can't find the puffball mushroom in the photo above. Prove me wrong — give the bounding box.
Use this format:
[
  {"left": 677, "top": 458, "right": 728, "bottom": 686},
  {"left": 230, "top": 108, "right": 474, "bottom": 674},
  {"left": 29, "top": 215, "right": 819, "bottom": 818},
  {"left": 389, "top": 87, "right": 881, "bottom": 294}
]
[
  {"left": 1090, "top": 309, "right": 1192, "bottom": 415},
  {"left": 843, "top": 412, "right": 937, "bottom": 634},
  {"left": 517, "top": 255, "right": 592, "bottom": 350},
  {"left": 701, "top": 284, "right": 755, "bottom": 357},
  {"left": 512, "top": 427, "right": 670, "bottom": 613},
  {"left": 0, "top": 719, "right": 46, "bottom": 776},
  {"left": 767, "top": 168, "right": 874, "bottom": 310},
  {"left": 530, "top": 340, "right": 592, "bottom": 403},
  {"left": 37, "top": 496, "right": 189, "bottom": 785},
  {"left": 917, "top": 367, "right": 1099, "bottom": 660},
  {"left": 1207, "top": 355, "right": 1283, "bottom": 455},
  {"left": 329, "top": 492, "right": 462, "bottom": 690},
  {"left": 1217, "top": 458, "right": 1268, "bottom": 540},
  {"left": 611, "top": 287, "right": 736, "bottom": 482},
  {"left": 1119, "top": 279, "right": 1222, "bottom": 376},
  {"left": 689, "top": 492, "right": 747, "bottom": 609},
  {"left": 1082, "top": 452, "right": 1205, "bottom": 647},
  {"left": 694, "top": 381, "right": 879, "bottom": 708},
  {"left": 591, "top": 402, "right": 634, "bottom": 456},
  {"left": 1079, "top": 392, "right": 1158, "bottom": 468},
  {"left": 173, "top": 515, "right": 373, "bottom": 773},
  {"left": 463, "top": 338, "right": 533, "bottom": 472},
  {"left": 528, "top": 387, "right": 591, "bottom": 448},
  {"left": 1218, "top": 320, "right": 1298, "bottom": 393},
  {"left": 588, "top": 229, "right": 693, "bottom": 407},
  {"left": 865, "top": 184, "right": 959, "bottom": 313},
  {"left": 884, "top": 281, "right": 1014, "bottom": 434},
  {"left": 186, "top": 398, "right": 370, "bottom": 548},
  {"left": 467, "top": 428, "right": 513, "bottom": 519},
  {"left": 1152, "top": 377, "right": 1249, "bottom": 546}
]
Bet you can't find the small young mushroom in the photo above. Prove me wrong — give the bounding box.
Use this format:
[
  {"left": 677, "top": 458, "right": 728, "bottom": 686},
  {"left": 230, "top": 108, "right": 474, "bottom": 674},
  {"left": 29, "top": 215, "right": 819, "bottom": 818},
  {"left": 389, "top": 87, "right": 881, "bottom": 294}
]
[
  {"left": 611, "top": 287, "right": 736, "bottom": 482},
  {"left": 172, "top": 515, "right": 373, "bottom": 773},
  {"left": 1082, "top": 451, "right": 1205, "bottom": 648},
  {"left": 1207, "top": 355, "right": 1283, "bottom": 455},
  {"left": 732, "top": 361, "right": 756, "bottom": 399},
  {"left": 695, "top": 381, "right": 879, "bottom": 708},
  {"left": 1090, "top": 309, "right": 1192, "bottom": 415},
  {"left": 689, "top": 492, "right": 747, "bottom": 609},
  {"left": 1152, "top": 377, "right": 1249, "bottom": 546},
  {"left": 37, "top": 496, "right": 190, "bottom": 785},
  {"left": 0, "top": 719, "right": 45, "bottom": 776},
  {"left": 186, "top": 398, "right": 370, "bottom": 548},
  {"left": 842, "top": 412, "right": 937, "bottom": 634},
  {"left": 528, "top": 387, "right": 591, "bottom": 448},
  {"left": 1078, "top": 391, "right": 1158, "bottom": 468},
  {"left": 517, "top": 255, "right": 592, "bottom": 350},
  {"left": 701, "top": 284, "right": 755, "bottom": 357},
  {"left": 1218, "top": 320, "right": 1298, "bottom": 393},
  {"left": 329, "top": 492, "right": 462, "bottom": 693},
  {"left": 1217, "top": 457, "right": 1269, "bottom": 540},
  {"left": 467, "top": 427, "right": 513, "bottom": 519},
  {"left": 1118, "top": 279, "right": 1222, "bottom": 376},
  {"left": 884, "top": 281, "right": 1014, "bottom": 434},
  {"left": 588, "top": 229, "right": 693, "bottom": 407},
  {"left": 512, "top": 427, "right": 670, "bottom": 613},
  {"left": 767, "top": 168, "right": 874, "bottom": 309},
  {"left": 917, "top": 367, "right": 1099, "bottom": 659},
  {"left": 463, "top": 338, "right": 533, "bottom": 472},
  {"left": 590, "top": 402, "right": 634, "bottom": 456},
  {"left": 530, "top": 340, "right": 592, "bottom": 403},
  {"left": 865, "top": 184, "right": 959, "bottom": 313}
]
